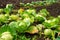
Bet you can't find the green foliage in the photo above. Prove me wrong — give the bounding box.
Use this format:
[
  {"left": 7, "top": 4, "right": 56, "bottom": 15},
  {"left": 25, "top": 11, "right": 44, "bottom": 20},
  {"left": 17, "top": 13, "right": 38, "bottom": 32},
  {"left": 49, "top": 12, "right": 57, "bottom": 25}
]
[
  {"left": 55, "top": 36, "right": 60, "bottom": 40},
  {"left": 35, "top": 14, "right": 45, "bottom": 23},
  {"left": 6, "top": 4, "right": 13, "bottom": 9},
  {"left": 0, "top": 14, "right": 8, "bottom": 23},
  {"left": 20, "top": 0, "right": 57, "bottom": 7},
  {"left": 26, "top": 26, "right": 38, "bottom": 34},
  {"left": 0, "top": 24, "right": 17, "bottom": 40},
  {"left": 39, "top": 9, "right": 49, "bottom": 17},
  {"left": 10, "top": 15, "right": 19, "bottom": 20},
  {"left": 0, "top": 9, "right": 3, "bottom": 13},
  {"left": 31, "top": 35, "right": 37, "bottom": 40},
  {"left": 0, "top": 24, "right": 16, "bottom": 35},
  {"left": 44, "top": 29, "right": 53, "bottom": 36},
  {"left": 19, "top": 35, "right": 30, "bottom": 40},
  {"left": 0, "top": 4, "right": 60, "bottom": 40},
  {"left": 45, "top": 0, "right": 57, "bottom": 5},
  {"left": 0, "top": 32, "right": 13, "bottom": 40},
  {"left": 55, "top": 25, "right": 60, "bottom": 32},
  {"left": 43, "top": 18, "right": 59, "bottom": 28},
  {"left": 4, "top": 4, "right": 13, "bottom": 14},
  {"left": 36, "top": 24, "right": 44, "bottom": 31}
]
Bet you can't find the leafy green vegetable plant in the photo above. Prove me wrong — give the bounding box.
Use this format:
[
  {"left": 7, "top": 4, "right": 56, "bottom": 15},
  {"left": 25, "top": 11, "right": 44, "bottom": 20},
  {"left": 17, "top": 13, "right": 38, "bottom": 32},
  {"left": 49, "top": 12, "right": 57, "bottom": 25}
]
[
  {"left": 0, "top": 4, "right": 60, "bottom": 40},
  {"left": 4, "top": 4, "right": 13, "bottom": 14}
]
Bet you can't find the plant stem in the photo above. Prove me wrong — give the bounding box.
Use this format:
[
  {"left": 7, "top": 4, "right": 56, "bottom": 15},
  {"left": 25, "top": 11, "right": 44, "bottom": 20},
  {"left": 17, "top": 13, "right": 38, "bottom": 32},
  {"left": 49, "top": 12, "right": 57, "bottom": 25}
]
[{"left": 52, "top": 31, "right": 55, "bottom": 40}]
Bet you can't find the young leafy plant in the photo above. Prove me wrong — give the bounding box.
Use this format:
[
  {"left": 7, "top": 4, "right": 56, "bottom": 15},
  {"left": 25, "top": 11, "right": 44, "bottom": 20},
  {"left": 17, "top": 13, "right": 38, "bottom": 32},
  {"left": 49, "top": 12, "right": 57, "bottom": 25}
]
[
  {"left": 4, "top": 4, "right": 13, "bottom": 14},
  {"left": 0, "top": 24, "right": 17, "bottom": 40}
]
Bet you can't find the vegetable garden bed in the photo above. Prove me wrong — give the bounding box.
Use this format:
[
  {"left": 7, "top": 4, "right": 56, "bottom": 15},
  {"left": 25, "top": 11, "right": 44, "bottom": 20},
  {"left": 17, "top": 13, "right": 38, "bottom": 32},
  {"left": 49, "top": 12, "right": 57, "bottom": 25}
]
[{"left": 0, "top": 0, "right": 60, "bottom": 40}]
